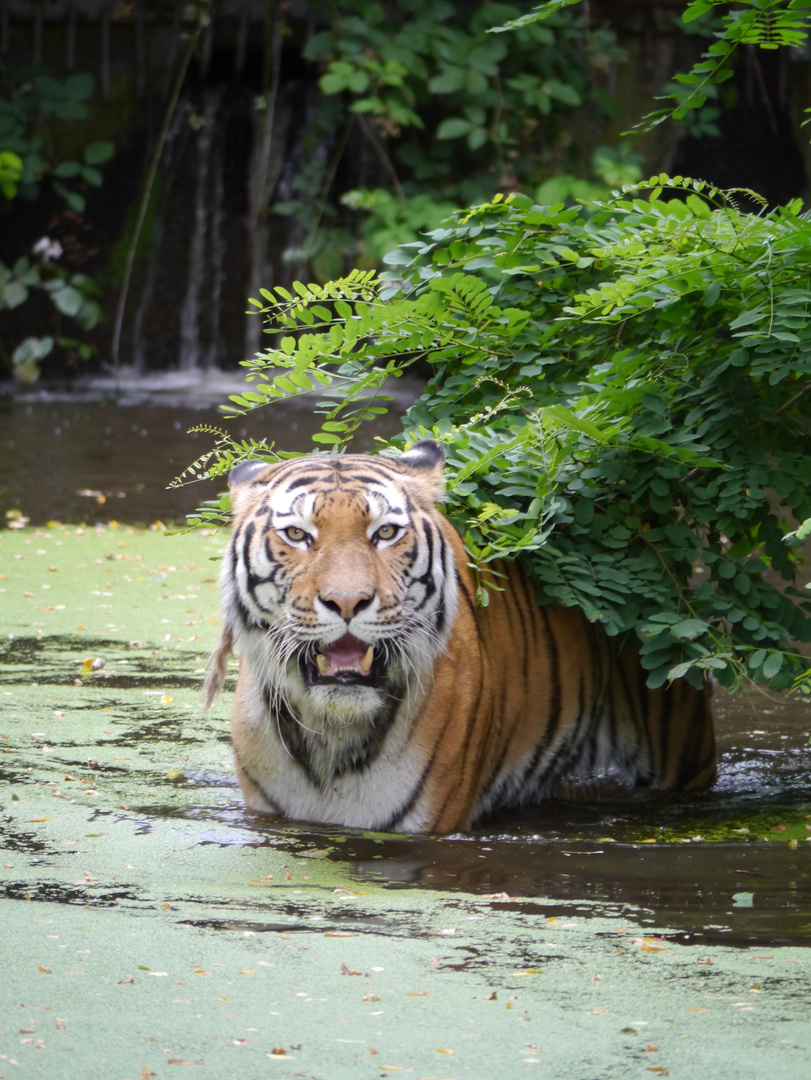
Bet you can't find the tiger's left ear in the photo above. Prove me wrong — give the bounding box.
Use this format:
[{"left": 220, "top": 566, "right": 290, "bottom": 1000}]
[{"left": 396, "top": 440, "right": 445, "bottom": 503}]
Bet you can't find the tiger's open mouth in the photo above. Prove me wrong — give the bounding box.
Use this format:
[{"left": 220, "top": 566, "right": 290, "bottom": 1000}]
[{"left": 304, "top": 633, "right": 385, "bottom": 688}]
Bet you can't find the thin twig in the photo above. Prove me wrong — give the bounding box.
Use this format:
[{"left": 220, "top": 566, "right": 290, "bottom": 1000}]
[{"left": 357, "top": 114, "right": 405, "bottom": 200}]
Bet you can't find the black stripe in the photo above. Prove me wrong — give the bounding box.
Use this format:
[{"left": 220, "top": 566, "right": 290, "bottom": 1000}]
[
  {"left": 233, "top": 751, "right": 283, "bottom": 815},
  {"left": 456, "top": 570, "right": 477, "bottom": 618},
  {"left": 377, "top": 759, "right": 433, "bottom": 832},
  {"left": 285, "top": 473, "right": 326, "bottom": 491}
]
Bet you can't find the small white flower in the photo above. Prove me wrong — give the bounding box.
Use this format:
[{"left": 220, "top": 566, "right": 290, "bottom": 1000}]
[{"left": 33, "top": 236, "right": 63, "bottom": 261}]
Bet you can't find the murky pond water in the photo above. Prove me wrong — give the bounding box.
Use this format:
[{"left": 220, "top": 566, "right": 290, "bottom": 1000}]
[
  {"left": 2, "top": 388, "right": 810, "bottom": 954},
  {"left": 0, "top": 375, "right": 424, "bottom": 526}
]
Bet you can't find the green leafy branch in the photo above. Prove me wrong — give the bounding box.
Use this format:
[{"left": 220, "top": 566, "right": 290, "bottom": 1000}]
[
  {"left": 490, "top": 0, "right": 811, "bottom": 139},
  {"left": 187, "top": 180, "right": 811, "bottom": 694}
]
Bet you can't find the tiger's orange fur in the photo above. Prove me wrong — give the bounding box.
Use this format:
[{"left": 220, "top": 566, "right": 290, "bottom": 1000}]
[{"left": 205, "top": 441, "right": 715, "bottom": 833}]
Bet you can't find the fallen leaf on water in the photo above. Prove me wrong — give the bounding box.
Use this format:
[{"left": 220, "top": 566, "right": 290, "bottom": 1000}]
[
  {"left": 168, "top": 1060, "right": 190, "bottom": 1066},
  {"left": 687, "top": 1007, "right": 710, "bottom": 1013},
  {"left": 592, "top": 1007, "right": 608, "bottom": 1015},
  {"left": 340, "top": 963, "right": 361, "bottom": 976},
  {"left": 325, "top": 931, "right": 357, "bottom": 938},
  {"left": 407, "top": 991, "right": 428, "bottom": 997},
  {"left": 437, "top": 1048, "right": 454, "bottom": 1054},
  {"left": 631, "top": 937, "right": 668, "bottom": 952},
  {"left": 118, "top": 975, "right": 134, "bottom": 984},
  {"left": 38, "top": 966, "right": 52, "bottom": 974},
  {"left": 647, "top": 1069, "right": 669, "bottom": 1077},
  {"left": 268, "top": 1048, "right": 286, "bottom": 1057},
  {"left": 645, "top": 1044, "right": 660, "bottom": 1052}
]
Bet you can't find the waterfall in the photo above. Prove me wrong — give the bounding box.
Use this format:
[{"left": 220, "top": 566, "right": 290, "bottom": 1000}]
[
  {"left": 178, "top": 87, "right": 227, "bottom": 372},
  {"left": 126, "top": 85, "right": 252, "bottom": 374}
]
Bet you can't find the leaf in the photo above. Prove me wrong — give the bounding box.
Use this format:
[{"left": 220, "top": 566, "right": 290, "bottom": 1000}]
[
  {"left": 83, "top": 141, "right": 114, "bottom": 165},
  {"left": 436, "top": 117, "right": 473, "bottom": 140},
  {"left": 81, "top": 166, "right": 103, "bottom": 187},
  {"left": 54, "top": 160, "right": 82, "bottom": 178},
  {"left": 762, "top": 652, "right": 783, "bottom": 679},
  {"left": 729, "top": 309, "right": 764, "bottom": 330},
  {"left": 50, "top": 285, "right": 85, "bottom": 317},
  {"left": 702, "top": 280, "right": 721, "bottom": 307},
  {"left": 64, "top": 72, "right": 94, "bottom": 100},
  {"left": 670, "top": 618, "right": 709, "bottom": 640}
]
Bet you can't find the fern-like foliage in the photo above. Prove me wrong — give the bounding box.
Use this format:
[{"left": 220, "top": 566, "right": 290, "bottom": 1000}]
[{"left": 181, "top": 180, "right": 811, "bottom": 695}]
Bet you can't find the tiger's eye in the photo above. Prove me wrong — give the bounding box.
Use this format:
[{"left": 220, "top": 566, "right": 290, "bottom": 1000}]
[
  {"left": 284, "top": 526, "right": 308, "bottom": 543},
  {"left": 375, "top": 524, "right": 398, "bottom": 542}
]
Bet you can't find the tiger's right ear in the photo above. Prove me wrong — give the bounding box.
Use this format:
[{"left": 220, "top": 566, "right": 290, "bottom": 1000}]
[
  {"left": 229, "top": 459, "right": 270, "bottom": 488},
  {"left": 228, "top": 459, "right": 275, "bottom": 511},
  {"left": 396, "top": 440, "right": 445, "bottom": 502}
]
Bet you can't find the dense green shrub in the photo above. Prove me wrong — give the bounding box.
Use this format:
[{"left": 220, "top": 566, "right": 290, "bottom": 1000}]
[
  {"left": 180, "top": 179, "right": 811, "bottom": 695},
  {"left": 179, "top": 1, "right": 811, "bottom": 696}
]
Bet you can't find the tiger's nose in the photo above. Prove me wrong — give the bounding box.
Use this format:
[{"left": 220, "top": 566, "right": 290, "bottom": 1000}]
[{"left": 319, "top": 592, "right": 373, "bottom": 621}]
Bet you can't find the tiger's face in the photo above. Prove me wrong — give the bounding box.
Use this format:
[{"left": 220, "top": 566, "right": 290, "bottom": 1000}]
[{"left": 221, "top": 441, "right": 458, "bottom": 731}]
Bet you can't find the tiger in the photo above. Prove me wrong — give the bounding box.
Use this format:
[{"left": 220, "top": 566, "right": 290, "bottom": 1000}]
[{"left": 204, "top": 439, "right": 716, "bottom": 834}]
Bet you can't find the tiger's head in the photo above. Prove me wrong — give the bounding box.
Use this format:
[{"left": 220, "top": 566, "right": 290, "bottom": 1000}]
[{"left": 213, "top": 440, "right": 459, "bottom": 734}]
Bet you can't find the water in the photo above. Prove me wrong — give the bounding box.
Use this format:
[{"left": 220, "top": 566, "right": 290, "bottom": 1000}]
[
  {"left": 0, "top": 376, "right": 423, "bottom": 526},
  {"left": 2, "top": 387, "right": 810, "bottom": 948}
]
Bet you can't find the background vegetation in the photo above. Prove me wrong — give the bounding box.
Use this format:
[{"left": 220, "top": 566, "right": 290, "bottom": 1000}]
[
  {"left": 5, "top": 0, "right": 807, "bottom": 376},
  {"left": 178, "top": 0, "right": 811, "bottom": 697}
]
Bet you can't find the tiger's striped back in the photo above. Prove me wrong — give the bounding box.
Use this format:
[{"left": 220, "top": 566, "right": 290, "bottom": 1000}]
[{"left": 205, "top": 441, "right": 715, "bottom": 833}]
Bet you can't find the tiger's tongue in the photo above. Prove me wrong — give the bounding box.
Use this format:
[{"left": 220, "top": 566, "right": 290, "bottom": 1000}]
[{"left": 317, "top": 634, "right": 374, "bottom": 677}]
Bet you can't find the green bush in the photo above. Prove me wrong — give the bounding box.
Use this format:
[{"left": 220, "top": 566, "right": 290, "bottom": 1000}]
[{"left": 180, "top": 179, "right": 811, "bottom": 695}]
